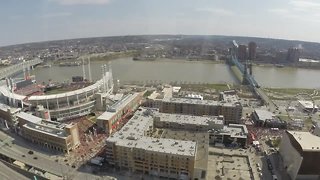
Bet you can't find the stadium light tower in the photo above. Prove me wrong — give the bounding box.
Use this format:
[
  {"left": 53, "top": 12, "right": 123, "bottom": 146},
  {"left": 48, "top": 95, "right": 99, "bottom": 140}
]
[
  {"left": 82, "top": 57, "right": 86, "bottom": 80},
  {"left": 87, "top": 57, "right": 92, "bottom": 82}
]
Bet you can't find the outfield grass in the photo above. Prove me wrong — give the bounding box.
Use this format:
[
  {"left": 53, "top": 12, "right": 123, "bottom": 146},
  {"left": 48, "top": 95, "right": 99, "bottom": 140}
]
[{"left": 44, "top": 89, "right": 70, "bottom": 95}]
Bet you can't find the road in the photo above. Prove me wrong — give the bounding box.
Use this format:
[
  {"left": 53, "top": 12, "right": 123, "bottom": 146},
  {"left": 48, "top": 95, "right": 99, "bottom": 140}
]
[
  {"left": 255, "top": 88, "right": 278, "bottom": 112},
  {"left": 0, "top": 161, "right": 29, "bottom": 180},
  {"left": 0, "top": 130, "right": 114, "bottom": 180}
]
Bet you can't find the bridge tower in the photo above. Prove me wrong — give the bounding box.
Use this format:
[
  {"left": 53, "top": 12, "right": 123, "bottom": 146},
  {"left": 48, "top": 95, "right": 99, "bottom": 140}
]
[{"left": 249, "top": 61, "right": 253, "bottom": 75}]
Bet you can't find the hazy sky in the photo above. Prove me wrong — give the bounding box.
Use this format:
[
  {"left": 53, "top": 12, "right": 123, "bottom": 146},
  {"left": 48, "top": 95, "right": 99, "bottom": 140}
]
[{"left": 1, "top": 0, "right": 320, "bottom": 46}]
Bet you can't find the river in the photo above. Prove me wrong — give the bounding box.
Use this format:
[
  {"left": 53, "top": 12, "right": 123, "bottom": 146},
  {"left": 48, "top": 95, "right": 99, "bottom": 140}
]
[{"left": 30, "top": 58, "right": 320, "bottom": 89}]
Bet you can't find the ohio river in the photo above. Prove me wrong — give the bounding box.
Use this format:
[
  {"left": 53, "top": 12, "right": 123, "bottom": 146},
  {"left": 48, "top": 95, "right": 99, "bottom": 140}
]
[{"left": 30, "top": 58, "right": 320, "bottom": 89}]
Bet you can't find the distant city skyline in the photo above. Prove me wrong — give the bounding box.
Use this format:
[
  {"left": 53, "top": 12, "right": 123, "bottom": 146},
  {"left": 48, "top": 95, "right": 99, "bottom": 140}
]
[{"left": 1, "top": 0, "right": 320, "bottom": 46}]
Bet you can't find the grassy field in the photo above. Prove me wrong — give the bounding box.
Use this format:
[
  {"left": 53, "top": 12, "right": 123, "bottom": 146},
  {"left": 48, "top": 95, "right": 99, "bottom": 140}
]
[
  {"left": 264, "top": 87, "right": 316, "bottom": 96},
  {"left": 44, "top": 89, "right": 70, "bottom": 95},
  {"left": 180, "top": 83, "right": 230, "bottom": 93},
  {"left": 276, "top": 115, "right": 292, "bottom": 122}
]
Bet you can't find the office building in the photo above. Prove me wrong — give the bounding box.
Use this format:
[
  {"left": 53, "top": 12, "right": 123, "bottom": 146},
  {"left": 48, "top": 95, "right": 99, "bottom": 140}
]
[
  {"left": 160, "top": 98, "right": 242, "bottom": 124},
  {"left": 279, "top": 131, "right": 320, "bottom": 180},
  {"left": 16, "top": 112, "right": 80, "bottom": 154},
  {"left": 248, "top": 42, "right": 257, "bottom": 61},
  {"left": 237, "top": 44, "right": 248, "bottom": 61},
  {"left": 286, "top": 47, "right": 301, "bottom": 63}
]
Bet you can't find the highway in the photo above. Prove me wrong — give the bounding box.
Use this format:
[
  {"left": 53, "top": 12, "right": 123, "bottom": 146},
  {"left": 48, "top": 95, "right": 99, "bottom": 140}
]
[
  {"left": 0, "top": 130, "right": 113, "bottom": 180},
  {"left": 0, "top": 161, "right": 29, "bottom": 180}
]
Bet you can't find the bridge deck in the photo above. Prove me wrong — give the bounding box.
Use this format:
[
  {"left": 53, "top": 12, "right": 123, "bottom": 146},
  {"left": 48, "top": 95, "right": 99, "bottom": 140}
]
[{"left": 0, "top": 58, "right": 42, "bottom": 80}]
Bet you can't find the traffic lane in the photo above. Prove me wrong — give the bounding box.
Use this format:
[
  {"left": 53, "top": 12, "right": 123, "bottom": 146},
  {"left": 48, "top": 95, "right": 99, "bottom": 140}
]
[
  {"left": 0, "top": 161, "right": 29, "bottom": 180},
  {"left": 260, "top": 156, "right": 273, "bottom": 180}
]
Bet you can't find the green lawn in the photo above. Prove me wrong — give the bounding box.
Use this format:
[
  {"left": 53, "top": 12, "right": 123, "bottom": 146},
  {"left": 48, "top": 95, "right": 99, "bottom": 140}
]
[
  {"left": 180, "top": 83, "right": 230, "bottom": 93},
  {"left": 44, "top": 89, "right": 70, "bottom": 95},
  {"left": 264, "top": 88, "right": 315, "bottom": 96}
]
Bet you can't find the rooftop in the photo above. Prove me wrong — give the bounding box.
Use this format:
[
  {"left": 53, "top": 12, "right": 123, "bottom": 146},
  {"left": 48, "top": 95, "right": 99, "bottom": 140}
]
[
  {"left": 97, "top": 93, "right": 140, "bottom": 121},
  {"left": 298, "top": 100, "right": 318, "bottom": 109},
  {"left": 220, "top": 90, "right": 240, "bottom": 104},
  {"left": 107, "top": 108, "right": 196, "bottom": 156},
  {"left": 162, "top": 97, "right": 240, "bottom": 107},
  {"left": 16, "top": 112, "right": 42, "bottom": 124},
  {"left": 162, "top": 86, "right": 173, "bottom": 99},
  {"left": 172, "top": 86, "right": 181, "bottom": 93},
  {"left": 208, "top": 124, "right": 248, "bottom": 138},
  {"left": 147, "top": 91, "right": 162, "bottom": 100},
  {"left": 23, "top": 123, "right": 67, "bottom": 138},
  {"left": 254, "top": 109, "right": 275, "bottom": 121},
  {"left": 154, "top": 112, "right": 224, "bottom": 126},
  {"left": 17, "top": 112, "right": 70, "bottom": 138},
  {"left": 288, "top": 131, "right": 320, "bottom": 151}
]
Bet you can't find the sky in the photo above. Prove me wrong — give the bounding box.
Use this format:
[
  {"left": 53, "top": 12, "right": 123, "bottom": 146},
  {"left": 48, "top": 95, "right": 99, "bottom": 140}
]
[{"left": 1, "top": 0, "right": 320, "bottom": 46}]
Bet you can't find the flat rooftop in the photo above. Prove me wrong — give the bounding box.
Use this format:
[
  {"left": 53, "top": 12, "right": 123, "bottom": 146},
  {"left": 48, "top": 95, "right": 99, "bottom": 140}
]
[
  {"left": 288, "top": 131, "right": 320, "bottom": 151},
  {"left": 162, "top": 86, "right": 173, "bottom": 99},
  {"left": 98, "top": 93, "right": 140, "bottom": 121},
  {"left": 162, "top": 97, "right": 240, "bottom": 107},
  {"left": 17, "top": 113, "right": 70, "bottom": 138},
  {"left": 23, "top": 123, "right": 67, "bottom": 138},
  {"left": 154, "top": 112, "right": 224, "bottom": 126},
  {"left": 114, "top": 136, "right": 196, "bottom": 156},
  {"left": 161, "top": 129, "right": 208, "bottom": 169},
  {"left": 298, "top": 100, "right": 318, "bottom": 109},
  {"left": 220, "top": 91, "right": 240, "bottom": 104},
  {"left": 254, "top": 109, "right": 275, "bottom": 121},
  {"left": 107, "top": 108, "right": 196, "bottom": 156},
  {"left": 147, "top": 91, "right": 163, "bottom": 100},
  {"left": 17, "top": 112, "right": 42, "bottom": 124},
  {"left": 220, "top": 124, "right": 248, "bottom": 138}
]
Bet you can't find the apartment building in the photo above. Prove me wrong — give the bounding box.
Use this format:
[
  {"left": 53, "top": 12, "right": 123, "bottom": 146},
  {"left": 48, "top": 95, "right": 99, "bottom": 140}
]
[
  {"left": 153, "top": 112, "right": 248, "bottom": 148},
  {"left": 105, "top": 108, "right": 198, "bottom": 179},
  {"left": 160, "top": 98, "right": 242, "bottom": 124}
]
